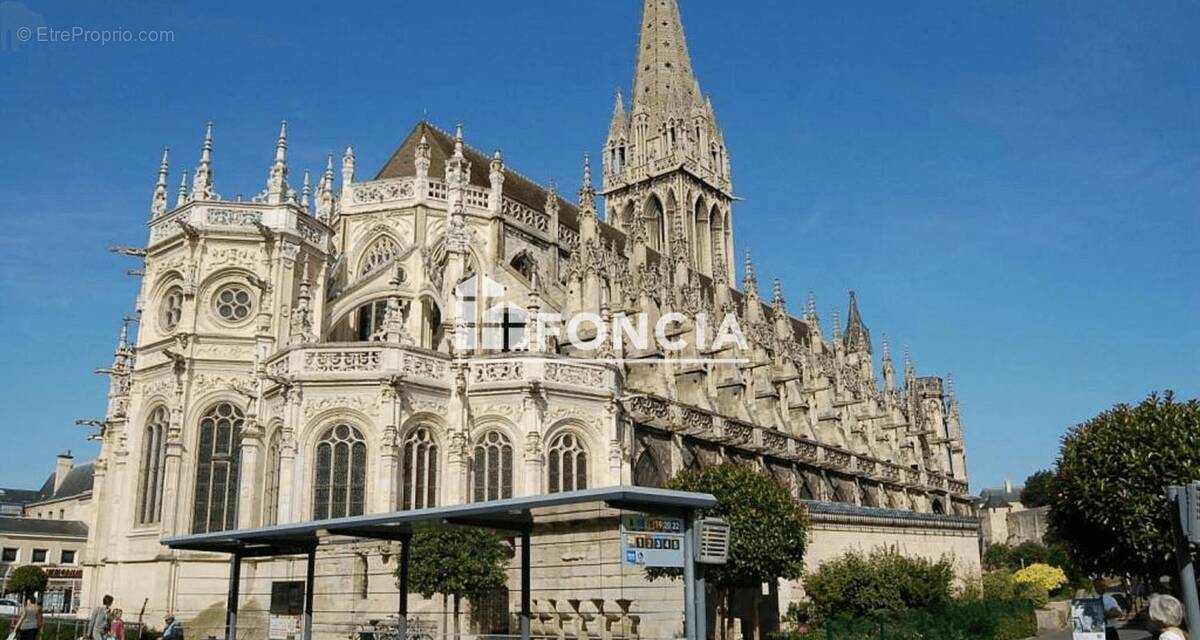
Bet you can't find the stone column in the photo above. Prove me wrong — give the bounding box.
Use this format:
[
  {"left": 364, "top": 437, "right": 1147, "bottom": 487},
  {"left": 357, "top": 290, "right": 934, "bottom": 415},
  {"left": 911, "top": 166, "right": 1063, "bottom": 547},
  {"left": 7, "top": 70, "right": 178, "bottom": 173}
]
[
  {"left": 237, "top": 415, "right": 263, "bottom": 529},
  {"left": 159, "top": 382, "right": 186, "bottom": 535},
  {"left": 276, "top": 384, "right": 302, "bottom": 524}
]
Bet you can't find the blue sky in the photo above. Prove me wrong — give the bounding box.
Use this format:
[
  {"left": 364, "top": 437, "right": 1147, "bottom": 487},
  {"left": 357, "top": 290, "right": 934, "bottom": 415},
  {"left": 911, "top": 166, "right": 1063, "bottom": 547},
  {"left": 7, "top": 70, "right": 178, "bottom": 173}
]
[{"left": 0, "top": 0, "right": 1196, "bottom": 491}]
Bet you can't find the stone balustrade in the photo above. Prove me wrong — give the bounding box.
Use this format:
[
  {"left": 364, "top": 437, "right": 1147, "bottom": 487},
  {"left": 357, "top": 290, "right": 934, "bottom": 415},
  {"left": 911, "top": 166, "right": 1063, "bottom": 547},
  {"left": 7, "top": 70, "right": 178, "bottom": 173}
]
[
  {"left": 149, "top": 203, "right": 330, "bottom": 251},
  {"left": 264, "top": 343, "right": 451, "bottom": 385}
]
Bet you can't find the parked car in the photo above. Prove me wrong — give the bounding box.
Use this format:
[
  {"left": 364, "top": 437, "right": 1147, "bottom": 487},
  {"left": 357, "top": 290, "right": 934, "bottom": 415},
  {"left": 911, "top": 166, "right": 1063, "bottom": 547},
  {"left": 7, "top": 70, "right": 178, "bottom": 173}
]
[{"left": 0, "top": 598, "right": 21, "bottom": 616}]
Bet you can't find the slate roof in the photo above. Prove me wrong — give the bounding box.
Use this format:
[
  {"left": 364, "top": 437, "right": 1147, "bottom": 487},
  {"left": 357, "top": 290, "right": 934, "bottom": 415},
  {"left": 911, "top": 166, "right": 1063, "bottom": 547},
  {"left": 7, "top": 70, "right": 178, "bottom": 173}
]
[
  {"left": 0, "top": 488, "right": 45, "bottom": 511},
  {"left": 805, "top": 499, "right": 977, "bottom": 528},
  {"left": 975, "top": 485, "right": 1022, "bottom": 509},
  {"left": 376, "top": 121, "right": 627, "bottom": 249},
  {"left": 30, "top": 463, "right": 95, "bottom": 505},
  {"left": 0, "top": 516, "right": 88, "bottom": 538}
]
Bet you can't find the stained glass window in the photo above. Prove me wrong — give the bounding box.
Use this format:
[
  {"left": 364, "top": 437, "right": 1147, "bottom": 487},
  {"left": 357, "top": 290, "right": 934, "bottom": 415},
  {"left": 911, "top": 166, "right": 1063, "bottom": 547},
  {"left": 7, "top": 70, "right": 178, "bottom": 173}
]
[
  {"left": 192, "top": 402, "right": 244, "bottom": 533},
  {"left": 313, "top": 424, "right": 367, "bottom": 520}
]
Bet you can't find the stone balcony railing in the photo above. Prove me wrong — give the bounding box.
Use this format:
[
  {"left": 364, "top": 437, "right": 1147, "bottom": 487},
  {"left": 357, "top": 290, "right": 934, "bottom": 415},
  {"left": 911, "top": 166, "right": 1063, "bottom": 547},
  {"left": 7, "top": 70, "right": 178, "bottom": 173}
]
[
  {"left": 264, "top": 346, "right": 620, "bottom": 396},
  {"left": 265, "top": 343, "right": 452, "bottom": 387},
  {"left": 149, "top": 202, "right": 331, "bottom": 250}
]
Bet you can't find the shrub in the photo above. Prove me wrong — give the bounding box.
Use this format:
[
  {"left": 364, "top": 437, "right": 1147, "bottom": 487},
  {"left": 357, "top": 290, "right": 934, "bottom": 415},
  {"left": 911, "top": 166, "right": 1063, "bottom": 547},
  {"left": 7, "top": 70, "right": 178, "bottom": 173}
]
[
  {"left": 804, "top": 548, "right": 953, "bottom": 620},
  {"left": 1014, "top": 581, "right": 1050, "bottom": 608},
  {"left": 773, "top": 599, "right": 1037, "bottom": 640},
  {"left": 1012, "top": 563, "right": 1068, "bottom": 593},
  {"left": 982, "top": 569, "right": 1020, "bottom": 600},
  {"left": 983, "top": 543, "right": 1012, "bottom": 570}
]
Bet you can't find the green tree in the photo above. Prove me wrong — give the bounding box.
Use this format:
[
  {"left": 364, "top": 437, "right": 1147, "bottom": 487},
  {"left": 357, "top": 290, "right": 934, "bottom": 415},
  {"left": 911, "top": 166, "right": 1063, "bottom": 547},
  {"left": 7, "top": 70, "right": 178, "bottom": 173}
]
[
  {"left": 1019, "top": 470, "right": 1056, "bottom": 508},
  {"left": 401, "top": 527, "right": 510, "bottom": 640},
  {"left": 1049, "top": 391, "right": 1200, "bottom": 581},
  {"left": 651, "top": 463, "right": 809, "bottom": 640},
  {"left": 7, "top": 565, "right": 47, "bottom": 597}
]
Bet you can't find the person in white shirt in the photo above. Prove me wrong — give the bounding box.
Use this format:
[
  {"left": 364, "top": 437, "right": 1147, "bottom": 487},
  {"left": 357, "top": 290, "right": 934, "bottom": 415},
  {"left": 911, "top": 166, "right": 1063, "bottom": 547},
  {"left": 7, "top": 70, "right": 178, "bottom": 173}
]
[
  {"left": 1093, "top": 579, "right": 1126, "bottom": 640},
  {"left": 1149, "top": 594, "right": 1188, "bottom": 640}
]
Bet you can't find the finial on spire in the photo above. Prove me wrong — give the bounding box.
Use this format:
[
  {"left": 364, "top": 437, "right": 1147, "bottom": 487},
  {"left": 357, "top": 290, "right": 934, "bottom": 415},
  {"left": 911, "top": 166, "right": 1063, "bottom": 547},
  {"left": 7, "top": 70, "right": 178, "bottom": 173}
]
[
  {"left": 831, "top": 310, "right": 842, "bottom": 343},
  {"left": 578, "top": 154, "right": 596, "bottom": 212},
  {"left": 275, "top": 120, "right": 288, "bottom": 163},
  {"left": 342, "top": 145, "right": 355, "bottom": 186},
  {"left": 301, "top": 170, "right": 311, "bottom": 209},
  {"left": 772, "top": 278, "right": 785, "bottom": 311},
  {"left": 881, "top": 334, "right": 892, "bottom": 361},
  {"left": 192, "top": 122, "right": 215, "bottom": 200},
  {"left": 742, "top": 250, "right": 758, "bottom": 296},
  {"left": 453, "top": 124, "right": 464, "bottom": 158},
  {"left": 267, "top": 120, "right": 290, "bottom": 204},
  {"left": 805, "top": 290, "right": 818, "bottom": 322},
  {"left": 176, "top": 170, "right": 189, "bottom": 208},
  {"left": 151, "top": 146, "right": 170, "bottom": 218}
]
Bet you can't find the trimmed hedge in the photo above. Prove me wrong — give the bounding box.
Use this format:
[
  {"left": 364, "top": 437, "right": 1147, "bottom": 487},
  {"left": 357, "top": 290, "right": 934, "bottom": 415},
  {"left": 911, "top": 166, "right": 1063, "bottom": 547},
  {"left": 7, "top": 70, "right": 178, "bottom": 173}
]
[{"left": 773, "top": 599, "right": 1037, "bottom": 640}]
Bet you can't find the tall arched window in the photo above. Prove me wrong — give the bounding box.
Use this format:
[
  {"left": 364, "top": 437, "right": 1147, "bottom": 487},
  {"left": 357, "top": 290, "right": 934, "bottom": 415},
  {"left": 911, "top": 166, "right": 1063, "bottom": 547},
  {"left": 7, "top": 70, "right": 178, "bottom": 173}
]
[
  {"left": 313, "top": 424, "right": 367, "bottom": 520},
  {"left": 547, "top": 433, "right": 587, "bottom": 494},
  {"left": 136, "top": 406, "right": 169, "bottom": 525},
  {"left": 359, "top": 236, "right": 401, "bottom": 277},
  {"left": 400, "top": 427, "right": 439, "bottom": 510},
  {"left": 472, "top": 431, "right": 513, "bottom": 502},
  {"left": 192, "top": 402, "right": 245, "bottom": 534},
  {"left": 263, "top": 430, "right": 283, "bottom": 526}
]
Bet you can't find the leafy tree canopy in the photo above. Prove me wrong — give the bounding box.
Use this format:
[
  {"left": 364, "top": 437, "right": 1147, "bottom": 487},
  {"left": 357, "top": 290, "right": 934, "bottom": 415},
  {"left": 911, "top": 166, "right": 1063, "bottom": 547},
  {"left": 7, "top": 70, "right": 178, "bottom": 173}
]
[
  {"left": 403, "top": 527, "right": 510, "bottom": 600},
  {"left": 653, "top": 463, "right": 809, "bottom": 588},
  {"left": 1049, "top": 391, "right": 1200, "bottom": 580},
  {"left": 8, "top": 565, "right": 47, "bottom": 596},
  {"left": 1019, "top": 470, "right": 1056, "bottom": 508}
]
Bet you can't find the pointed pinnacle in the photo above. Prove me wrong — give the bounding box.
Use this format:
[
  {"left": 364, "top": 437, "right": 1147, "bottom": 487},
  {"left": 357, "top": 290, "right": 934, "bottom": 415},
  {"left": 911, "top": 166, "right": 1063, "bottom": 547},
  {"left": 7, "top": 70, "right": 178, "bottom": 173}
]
[{"left": 772, "top": 278, "right": 784, "bottom": 309}]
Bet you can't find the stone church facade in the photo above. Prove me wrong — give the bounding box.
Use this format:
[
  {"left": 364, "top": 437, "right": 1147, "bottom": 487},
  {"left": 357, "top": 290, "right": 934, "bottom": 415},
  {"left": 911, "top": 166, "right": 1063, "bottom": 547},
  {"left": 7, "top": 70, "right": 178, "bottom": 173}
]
[{"left": 81, "top": 1, "right": 977, "bottom": 637}]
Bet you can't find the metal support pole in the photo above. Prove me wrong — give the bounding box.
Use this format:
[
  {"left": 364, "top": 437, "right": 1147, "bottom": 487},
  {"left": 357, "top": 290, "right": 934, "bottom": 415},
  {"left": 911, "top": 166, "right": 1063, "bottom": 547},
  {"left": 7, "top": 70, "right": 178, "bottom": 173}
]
[
  {"left": 399, "top": 534, "right": 411, "bottom": 640},
  {"left": 1168, "top": 487, "right": 1200, "bottom": 633},
  {"left": 683, "top": 516, "right": 697, "bottom": 640},
  {"left": 225, "top": 554, "right": 242, "bottom": 640},
  {"left": 304, "top": 548, "right": 317, "bottom": 640},
  {"left": 696, "top": 568, "right": 707, "bottom": 640},
  {"left": 520, "top": 528, "right": 532, "bottom": 640}
]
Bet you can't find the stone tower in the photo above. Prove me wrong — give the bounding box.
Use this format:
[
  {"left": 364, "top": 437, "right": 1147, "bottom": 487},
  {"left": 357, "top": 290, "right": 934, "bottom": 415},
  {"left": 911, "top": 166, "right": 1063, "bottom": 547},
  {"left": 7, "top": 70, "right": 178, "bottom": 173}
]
[{"left": 602, "top": 0, "right": 734, "bottom": 283}]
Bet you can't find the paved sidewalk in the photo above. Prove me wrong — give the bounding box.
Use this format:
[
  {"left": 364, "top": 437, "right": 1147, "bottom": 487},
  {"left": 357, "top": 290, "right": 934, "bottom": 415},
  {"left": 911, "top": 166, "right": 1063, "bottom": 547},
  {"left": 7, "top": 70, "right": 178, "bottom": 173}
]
[{"left": 1037, "top": 624, "right": 1153, "bottom": 640}]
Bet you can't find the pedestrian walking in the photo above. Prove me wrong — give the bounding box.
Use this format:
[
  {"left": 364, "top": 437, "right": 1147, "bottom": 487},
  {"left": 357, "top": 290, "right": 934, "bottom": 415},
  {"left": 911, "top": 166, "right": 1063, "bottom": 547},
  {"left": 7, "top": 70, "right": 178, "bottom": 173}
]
[
  {"left": 107, "top": 609, "right": 126, "bottom": 640},
  {"left": 88, "top": 596, "right": 113, "bottom": 640},
  {"left": 12, "top": 595, "right": 42, "bottom": 640}
]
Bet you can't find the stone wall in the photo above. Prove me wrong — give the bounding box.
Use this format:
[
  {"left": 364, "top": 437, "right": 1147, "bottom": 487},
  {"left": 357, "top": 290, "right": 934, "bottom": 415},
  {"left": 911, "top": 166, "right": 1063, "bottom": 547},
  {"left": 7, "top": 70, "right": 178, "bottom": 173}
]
[{"left": 87, "top": 503, "right": 977, "bottom": 640}]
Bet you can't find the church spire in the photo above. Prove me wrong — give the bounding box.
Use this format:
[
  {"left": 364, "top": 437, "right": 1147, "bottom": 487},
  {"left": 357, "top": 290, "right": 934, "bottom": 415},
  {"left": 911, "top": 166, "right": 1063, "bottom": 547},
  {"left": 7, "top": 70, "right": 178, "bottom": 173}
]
[
  {"left": 843, "top": 290, "right": 872, "bottom": 353},
  {"left": 608, "top": 89, "right": 628, "bottom": 139},
  {"left": 632, "top": 0, "right": 701, "bottom": 118}
]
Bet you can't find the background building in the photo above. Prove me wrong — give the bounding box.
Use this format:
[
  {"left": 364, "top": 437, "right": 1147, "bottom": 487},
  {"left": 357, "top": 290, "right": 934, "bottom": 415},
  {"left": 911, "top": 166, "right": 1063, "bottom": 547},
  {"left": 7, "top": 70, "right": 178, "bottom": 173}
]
[
  {"left": 79, "top": 1, "right": 978, "bottom": 637},
  {"left": 0, "top": 453, "right": 94, "bottom": 614},
  {"left": 976, "top": 480, "right": 1050, "bottom": 548}
]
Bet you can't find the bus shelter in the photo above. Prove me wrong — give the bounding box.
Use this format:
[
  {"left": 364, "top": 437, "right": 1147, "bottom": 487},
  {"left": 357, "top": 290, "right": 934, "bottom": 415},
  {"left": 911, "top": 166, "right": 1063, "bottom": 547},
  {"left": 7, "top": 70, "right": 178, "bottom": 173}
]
[{"left": 162, "top": 486, "right": 718, "bottom": 640}]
